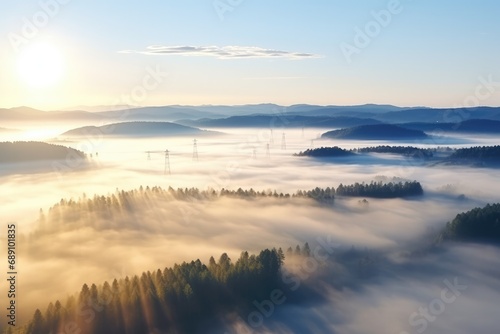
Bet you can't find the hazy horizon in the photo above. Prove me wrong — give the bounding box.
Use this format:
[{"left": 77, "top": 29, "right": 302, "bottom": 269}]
[
  {"left": 2, "top": 1, "right": 500, "bottom": 110},
  {"left": 2, "top": 125, "right": 500, "bottom": 330},
  {"left": 2, "top": 1, "right": 500, "bottom": 333}
]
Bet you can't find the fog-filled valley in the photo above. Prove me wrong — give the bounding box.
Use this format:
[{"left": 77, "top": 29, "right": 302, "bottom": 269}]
[
  {"left": 1, "top": 111, "right": 500, "bottom": 333},
  {"left": 3, "top": 0, "right": 500, "bottom": 332}
]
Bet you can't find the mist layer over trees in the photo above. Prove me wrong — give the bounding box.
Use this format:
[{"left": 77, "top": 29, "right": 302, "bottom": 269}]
[
  {"left": 21, "top": 249, "right": 284, "bottom": 334},
  {"left": 1, "top": 123, "right": 500, "bottom": 334}
]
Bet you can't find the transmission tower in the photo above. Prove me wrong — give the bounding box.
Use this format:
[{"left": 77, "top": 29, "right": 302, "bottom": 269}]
[
  {"left": 302, "top": 127, "right": 305, "bottom": 139},
  {"left": 164, "top": 150, "right": 171, "bottom": 175},
  {"left": 252, "top": 149, "right": 257, "bottom": 159},
  {"left": 270, "top": 129, "right": 274, "bottom": 145},
  {"left": 192, "top": 139, "right": 199, "bottom": 161},
  {"left": 266, "top": 143, "right": 270, "bottom": 159},
  {"left": 310, "top": 139, "right": 314, "bottom": 149},
  {"left": 281, "top": 133, "right": 286, "bottom": 150}
]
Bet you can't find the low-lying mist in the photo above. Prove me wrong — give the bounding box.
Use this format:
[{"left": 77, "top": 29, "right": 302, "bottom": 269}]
[{"left": 1, "top": 125, "right": 500, "bottom": 332}]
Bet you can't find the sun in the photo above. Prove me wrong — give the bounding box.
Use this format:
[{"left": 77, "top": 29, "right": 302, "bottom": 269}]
[{"left": 17, "top": 42, "right": 65, "bottom": 89}]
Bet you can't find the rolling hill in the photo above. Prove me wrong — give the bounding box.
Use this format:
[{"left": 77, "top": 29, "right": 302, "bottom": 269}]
[
  {"left": 97, "top": 106, "right": 223, "bottom": 121},
  {"left": 399, "top": 119, "right": 500, "bottom": 133},
  {"left": 375, "top": 107, "right": 500, "bottom": 123},
  {"left": 61, "top": 121, "right": 218, "bottom": 137},
  {"left": 322, "top": 124, "right": 428, "bottom": 140},
  {"left": 438, "top": 145, "right": 500, "bottom": 167},
  {"left": 0, "top": 141, "right": 85, "bottom": 163},
  {"left": 440, "top": 203, "right": 500, "bottom": 243}
]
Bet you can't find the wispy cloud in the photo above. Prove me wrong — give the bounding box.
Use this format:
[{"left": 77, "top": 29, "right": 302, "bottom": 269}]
[
  {"left": 119, "top": 45, "right": 321, "bottom": 59},
  {"left": 242, "top": 76, "right": 307, "bottom": 80}
]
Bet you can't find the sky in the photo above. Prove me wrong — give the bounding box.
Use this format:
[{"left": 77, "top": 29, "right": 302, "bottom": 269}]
[{"left": 0, "top": 0, "right": 499, "bottom": 110}]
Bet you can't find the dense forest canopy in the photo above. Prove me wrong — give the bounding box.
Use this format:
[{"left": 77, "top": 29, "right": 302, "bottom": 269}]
[
  {"left": 445, "top": 146, "right": 500, "bottom": 165},
  {"left": 296, "top": 146, "right": 435, "bottom": 159},
  {"left": 440, "top": 203, "right": 500, "bottom": 242},
  {"left": 297, "top": 145, "right": 500, "bottom": 168},
  {"left": 352, "top": 146, "right": 434, "bottom": 158},
  {"left": 295, "top": 146, "right": 355, "bottom": 157},
  {"left": 16, "top": 248, "right": 285, "bottom": 334},
  {"left": 336, "top": 181, "right": 424, "bottom": 198}
]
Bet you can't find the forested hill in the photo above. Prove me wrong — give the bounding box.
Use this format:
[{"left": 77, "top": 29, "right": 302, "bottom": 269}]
[
  {"left": 321, "top": 124, "right": 428, "bottom": 140},
  {"left": 0, "top": 141, "right": 85, "bottom": 163},
  {"left": 443, "top": 146, "right": 500, "bottom": 166},
  {"left": 439, "top": 203, "right": 500, "bottom": 243},
  {"left": 296, "top": 146, "right": 435, "bottom": 159},
  {"left": 336, "top": 181, "right": 423, "bottom": 198},
  {"left": 353, "top": 146, "right": 435, "bottom": 158},
  {"left": 61, "top": 122, "right": 217, "bottom": 137},
  {"left": 297, "top": 145, "right": 500, "bottom": 168},
  {"left": 399, "top": 119, "right": 500, "bottom": 133},
  {"left": 295, "top": 146, "right": 355, "bottom": 157},
  {"left": 18, "top": 249, "right": 285, "bottom": 334}
]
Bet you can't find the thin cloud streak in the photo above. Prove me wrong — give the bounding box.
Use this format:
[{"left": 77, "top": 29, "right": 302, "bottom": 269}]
[
  {"left": 119, "top": 45, "right": 322, "bottom": 59},
  {"left": 242, "top": 76, "right": 307, "bottom": 80}
]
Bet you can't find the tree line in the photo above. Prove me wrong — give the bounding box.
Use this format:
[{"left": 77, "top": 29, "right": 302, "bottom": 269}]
[
  {"left": 35, "top": 182, "right": 423, "bottom": 234},
  {"left": 296, "top": 146, "right": 436, "bottom": 158},
  {"left": 297, "top": 145, "right": 500, "bottom": 167},
  {"left": 439, "top": 203, "right": 500, "bottom": 243},
  {"left": 15, "top": 248, "right": 285, "bottom": 334},
  {"left": 336, "top": 181, "right": 424, "bottom": 198},
  {"left": 35, "top": 183, "right": 422, "bottom": 234},
  {"left": 448, "top": 145, "right": 500, "bottom": 162},
  {"left": 295, "top": 147, "right": 355, "bottom": 157},
  {"left": 35, "top": 186, "right": 336, "bottom": 232},
  {"left": 352, "top": 146, "right": 434, "bottom": 158}
]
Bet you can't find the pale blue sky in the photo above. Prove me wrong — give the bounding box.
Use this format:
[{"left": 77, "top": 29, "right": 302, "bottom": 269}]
[{"left": 1, "top": 0, "right": 499, "bottom": 109}]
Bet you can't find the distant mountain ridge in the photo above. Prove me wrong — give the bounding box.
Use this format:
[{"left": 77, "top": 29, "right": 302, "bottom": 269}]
[
  {"left": 1, "top": 104, "right": 500, "bottom": 124},
  {"left": 178, "top": 115, "right": 381, "bottom": 128}
]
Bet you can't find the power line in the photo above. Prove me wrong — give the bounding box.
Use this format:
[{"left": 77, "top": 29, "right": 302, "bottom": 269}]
[
  {"left": 146, "top": 150, "right": 171, "bottom": 174},
  {"left": 164, "top": 150, "right": 170, "bottom": 175},
  {"left": 193, "top": 139, "right": 199, "bottom": 161}
]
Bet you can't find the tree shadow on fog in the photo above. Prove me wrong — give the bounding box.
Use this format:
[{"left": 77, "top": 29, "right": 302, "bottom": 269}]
[
  {"left": 214, "top": 235, "right": 500, "bottom": 333},
  {"left": 215, "top": 247, "right": 390, "bottom": 333}
]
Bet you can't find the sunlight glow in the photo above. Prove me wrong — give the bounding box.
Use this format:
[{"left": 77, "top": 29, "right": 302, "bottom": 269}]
[{"left": 17, "top": 42, "right": 65, "bottom": 88}]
